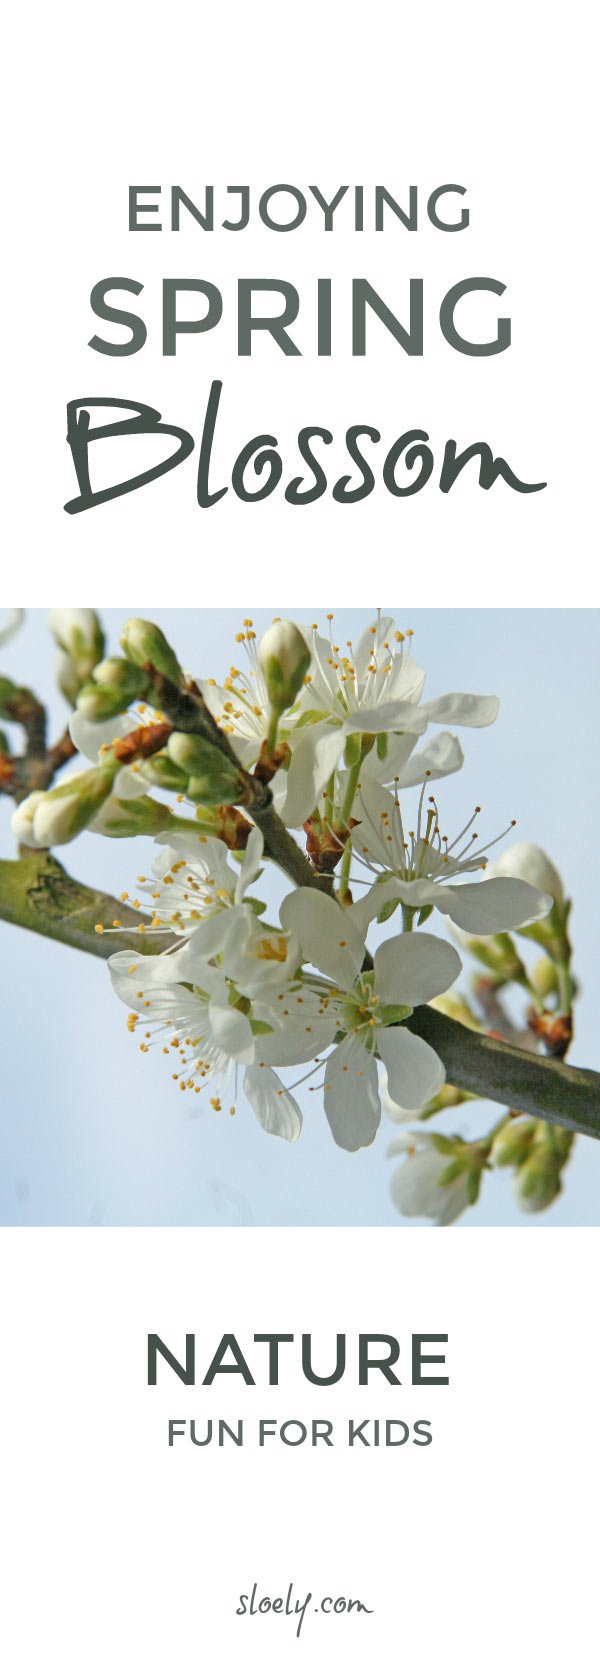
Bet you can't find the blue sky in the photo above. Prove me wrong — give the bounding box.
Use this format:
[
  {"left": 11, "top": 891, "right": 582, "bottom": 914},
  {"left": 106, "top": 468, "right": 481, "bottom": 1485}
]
[{"left": 0, "top": 607, "right": 598, "bottom": 1227}]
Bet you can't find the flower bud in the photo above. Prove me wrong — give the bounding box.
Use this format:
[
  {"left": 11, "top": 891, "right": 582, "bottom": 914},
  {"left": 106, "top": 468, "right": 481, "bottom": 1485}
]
[
  {"left": 490, "top": 1118, "right": 537, "bottom": 1168},
  {"left": 532, "top": 956, "right": 559, "bottom": 999},
  {"left": 448, "top": 926, "right": 529, "bottom": 986},
  {"left": 55, "top": 653, "right": 81, "bottom": 707},
  {"left": 515, "top": 1147, "right": 562, "bottom": 1213},
  {"left": 514, "top": 1124, "right": 573, "bottom": 1213},
  {"left": 77, "top": 658, "right": 149, "bottom": 721},
  {"left": 49, "top": 609, "right": 105, "bottom": 672},
  {"left": 489, "top": 842, "right": 564, "bottom": 912},
  {"left": 167, "top": 732, "right": 249, "bottom": 804},
  {"left": 11, "top": 791, "right": 46, "bottom": 847},
  {"left": 139, "top": 753, "right": 190, "bottom": 792},
  {"left": 120, "top": 618, "right": 183, "bottom": 687},
  {"left": 258, "top": 620, "right": 311, "bottom": 714},
  {"left": 13, "top": 762, "right": 118, "bottom": 848},
  {"left": 90, "top": 794, "right": 203, "bottom": 839}
]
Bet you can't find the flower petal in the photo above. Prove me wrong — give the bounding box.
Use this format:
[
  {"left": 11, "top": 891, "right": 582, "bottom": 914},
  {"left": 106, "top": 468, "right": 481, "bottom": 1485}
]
[
  {"left": 418, "top": 692, "right": 499, "bottom": 728},
  {"left": 69, "top": 711, "right": 128, "bottom": 761},
  {"left": 280, "top": 726, "right": 346, "bottom": 827},
  {"left": 374, "top": 931, "right": 461, "bottom": 1005},
  {"left": 488, "top": 841, "right": 564, "bottom": 907},
  {"left": 393, "top": 730, "right": 464, "bottom": 786},
  {"left": 432, "top": 876, "right": 553, "bottom": 934},
  {"left": 378, "top": 1026, "right": 445, "bottom": 1109},
  {"left": 390, "top": 1142, "right": 471, "bottom": 1224},
  {"left": 280, "top": 887, "right": 365, "bottom": 988},
  {"left": 243, "top": 1062, "right": 302, "bottom": 1141},
  {"left": 349, "top": 700, "right": 426, "bottom": 734},
  {"left": 236, "top": 825, "right": 264, "bottom": 898},
  {"left": 208, "top": 1000, "right": 254, "bottom": 1063},
  {"left": 323, "top": 1037, "right": 381, "bottom": 1151}
]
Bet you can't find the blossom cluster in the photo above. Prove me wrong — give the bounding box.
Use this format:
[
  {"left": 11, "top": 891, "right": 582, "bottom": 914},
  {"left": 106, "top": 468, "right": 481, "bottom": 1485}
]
[{"left": 9, "top": 609, "right": 570, "bottom": 1219}]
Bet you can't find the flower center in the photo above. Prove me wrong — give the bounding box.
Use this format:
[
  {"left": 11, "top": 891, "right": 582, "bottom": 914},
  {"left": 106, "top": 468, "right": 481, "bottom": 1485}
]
[{"left": 255, "top": 935, "right": 289, "bottom": 963}]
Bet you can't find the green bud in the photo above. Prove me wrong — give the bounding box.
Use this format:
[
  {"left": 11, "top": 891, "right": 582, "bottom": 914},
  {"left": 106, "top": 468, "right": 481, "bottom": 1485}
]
[
  {"left": 515, "top": 1146, "right": 562, "bottom": 1213},
  {"left": 464, "top": 931, "right": 529, "bottom": 986},
  {"left": 77, "top": 658, "right": 150, "bottom": 721},
  {"left": 90, "top": 794, "right": 203, "bottom": 839},
  {"left": 532, "top": 1122, "right": 573, "bottom": 1168},
  {"left": 168, "top": 732, "right": 248, "bottom": 804},
  {"left": 532, "top": 956, "right": 559, "bottom": 999},
  {"left": 56, "top": 653, "right": 82, "bottom": 707},
  {"left": 120, "top": 618, "right": 183, "bottom": 687},
  {"left": 13, "top": 762, "right": 118, "bottom": 848},
  {"left": 49, "top": 610, "right": 105, "bottom": 691},
  {"left": 48, "top": 611, "right": 104, "bottom": 668},
  {"left": 258, "top": 620, "right": 311, "bottom": 714},
  {"left": 139, "top": 753, "right": 190, "bottom": 792},
  {"left": 490, "top": 1118, "right": 537, "bottom": 1168}
]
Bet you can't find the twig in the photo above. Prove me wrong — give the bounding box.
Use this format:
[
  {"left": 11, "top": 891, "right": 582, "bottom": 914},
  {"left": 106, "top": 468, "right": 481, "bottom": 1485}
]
[
  {"left": 408, "top": 1005, "right": 600, "bottom": 1137},
  {"left": 148, "top": 667, "right": 335, "bottom": 895}
]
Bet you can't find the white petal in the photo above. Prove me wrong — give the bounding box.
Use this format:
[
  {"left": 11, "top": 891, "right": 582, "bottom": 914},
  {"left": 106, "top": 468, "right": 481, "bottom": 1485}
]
[
  {"left": 113, "top": 766, "right": 143, "bottom": 798},
  {"left": 391, "top": 1147, "right": 470, "bottom": 1224},
  {"left": 349, "top": 700, "right": 426, "bottom": 733},
  {"left": 487, "top": 841, "right": 564, "bottom": 907},
  {"left": 69, "top": 711, "right": 128, "bottom": 762},
  {"left": 418, "top": 693, "right": 500, "bottom": 727},
  {"left": 280, "top": 887, "right": 365, "bottom": 988},
  {"left": 236, "top": 825, "right": 264, "bottom": 898},
  {"left": 208, "top": 1000, "right": 254, "bottom": 1063},
  {"left": 363, "top": 732, "right": 418, "bottom": 780},
  {"left": 353, "top": 617, "right": 396, "bottom": 675},
  {"left": 378, "top": 1027, "right": 445, "bottom": 1109},
  {"left": 323, "top": 1038, "right": 381, "bottom": 1151},
  {"left": 393, "top": 730, "right": 464, "bottom": 786},
  {"left": 432, "top": 876, "right": 553, "bottom": 934},
  {"left": 173, "top": 913, "right": 233, "bottom": 965},
  {"left": 243, "top": 1062, "right": 302, "bottom": 1142},
  {"left": 345, "top": 880, "right": 397, "bottom": 940},
  {"left": 280, "top": 726, "right": 346, "bottom": 827},
  {"left": 374, "top": 931, "right": 461, "bottom": 1005}
]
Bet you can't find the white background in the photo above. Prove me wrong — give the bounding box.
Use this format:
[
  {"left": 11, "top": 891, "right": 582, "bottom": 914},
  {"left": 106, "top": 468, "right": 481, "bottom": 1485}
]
[
  {"left": 1, "top": 4, "right": 599, "bottom": 1674},
  {"left": 1, "top": 1230, "right": 597, "bottom": 1678},
  {"left": 2, "top": 0, "right": 598, "bottom": 606}
]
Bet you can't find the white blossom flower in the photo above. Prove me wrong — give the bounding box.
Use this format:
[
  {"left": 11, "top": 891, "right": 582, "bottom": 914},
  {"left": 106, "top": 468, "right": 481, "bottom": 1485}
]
[
  {"left": 199, "top": 621, "right": 273, "bottom": 770},
  {"left": 279, "top": 615, "right": 499, "bottom": 827},
  {"left": 487, "top": 841, "right": 564, "bottom": 912},
  {"left": 109, "top": 947, "right": 304, "bottom": 1142},
  {"left": 389, "top": 1132, "right": 475, "bottom": 1225},
  {"left": 348, "top": 781, "right": 553, "bottom": 936},
  {"left": 280, "top": 888, "right": 461, "bottom": 1150},
  {"left": 69, "top": 711, "right": 150, "bottom": 800},
  {"left": 174, "top": 901, "right": 303, "bottom": 1004},
  {"left": 136, "top": 826, "right": 265, "bottom": 937}
]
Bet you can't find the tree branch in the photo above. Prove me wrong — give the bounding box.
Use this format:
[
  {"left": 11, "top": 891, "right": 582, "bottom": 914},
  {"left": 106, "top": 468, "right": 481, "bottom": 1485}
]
[
  {"left": 0, "top": 850, "right": 598, "bottom": 1136},
  {"left": 0, "top": 852, "right": 171, "bottom": 959},
  {"left": 148, "top": 667, "right": 334, "bottom": 894},
  {"left": 408, "top": 1006, "right": 600, "bottom": 1138}
]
